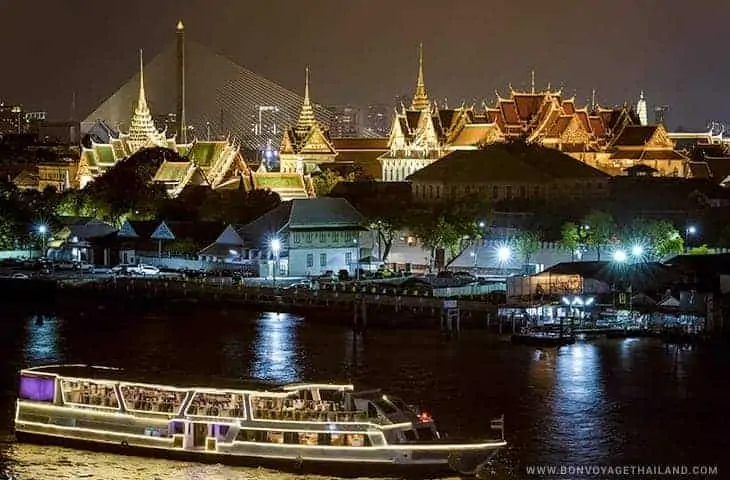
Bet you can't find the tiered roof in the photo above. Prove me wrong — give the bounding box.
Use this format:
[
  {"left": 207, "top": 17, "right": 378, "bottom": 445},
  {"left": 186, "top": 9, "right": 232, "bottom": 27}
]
[{"left": 279, "top": 68, "right": 336, "bottom": 156}]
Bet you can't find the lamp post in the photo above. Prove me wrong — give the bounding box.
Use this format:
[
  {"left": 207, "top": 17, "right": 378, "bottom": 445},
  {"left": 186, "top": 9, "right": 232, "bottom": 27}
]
[
  {"left": 38, "top": 225, "right": 47, "bottom": 258},
  {"left": 685, "top": 225, "right": 697, "bottom": 252},
  {"left": 270, "top": 238, "right": 281, "bottom": 287},
  {"left": 496, "top": 245, "right": 511, "bottom": 276},
  {"left": 353, "top": 237, "right": 359, "bottom": 281}
]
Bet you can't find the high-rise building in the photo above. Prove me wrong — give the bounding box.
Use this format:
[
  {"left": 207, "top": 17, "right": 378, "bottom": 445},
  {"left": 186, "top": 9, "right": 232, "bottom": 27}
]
[
  {"left": 636, "top": 91, "right": 648, "bottom": 126},
  {"left": 654, "top": 105, "right": 669, "bottom": 125},
  {"left": 153, "top": 113, "right": 177, "bottom": 134},
  {"left": 364, "top": 104, "right": 390, "bottom": 137},
  {"left": 0, "top": 104, "right": 24, "bottom": 135},
  {"left": 329, "top": 105, "right": 360, "bottom": 138}
]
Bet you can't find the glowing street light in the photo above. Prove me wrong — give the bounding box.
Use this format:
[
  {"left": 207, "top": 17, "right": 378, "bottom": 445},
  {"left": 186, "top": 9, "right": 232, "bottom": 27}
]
[
  {"left": 37, "top": 224, "right": 48, "bottom": 257},
  {"left": 687, "top": 225, "right": 697, "bottom": 235},
  {"left": 631, "top": 245, "right": 644, "bottom": 258},
  {"left": 497, "top": 246, "right": 511, "bottom": 263},
  {"left": 613, "top": 249, "right": 627, "bottom": 263}
]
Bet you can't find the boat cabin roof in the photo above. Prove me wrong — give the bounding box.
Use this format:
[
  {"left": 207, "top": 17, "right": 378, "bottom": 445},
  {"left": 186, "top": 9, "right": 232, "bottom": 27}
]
[{"left": 21, "top": 365, "right": 352, "bottom": 394}]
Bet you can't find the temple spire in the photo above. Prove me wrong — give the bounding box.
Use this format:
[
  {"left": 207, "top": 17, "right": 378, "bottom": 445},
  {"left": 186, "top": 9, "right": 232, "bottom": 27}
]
[
  {"left": 591, "top": 89, "right": 597, "bottom": 110},
  {"left": 137, "top": 49, "right": 149, "bottom": 114},
  {"left": 125, "top": 49, "right": 166, "bottom": 152},
  {"left": 411, "top": 43, "right": 430, "bottom": 110},
  {"left": 296, "top": 66, "right": 316, "bottom": 130},
  {"left": 530, "top": 69, "right": 535, "bottom": 94}
]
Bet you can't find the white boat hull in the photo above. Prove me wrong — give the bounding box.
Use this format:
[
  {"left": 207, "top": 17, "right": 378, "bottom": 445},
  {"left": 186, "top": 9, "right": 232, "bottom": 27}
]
[{"left": 15, "top": 401, "right": 504, "bottom": 478}]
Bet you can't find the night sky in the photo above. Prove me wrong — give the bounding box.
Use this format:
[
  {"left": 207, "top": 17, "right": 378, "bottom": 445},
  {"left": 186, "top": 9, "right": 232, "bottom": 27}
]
[{"left": 0, "top": 0, "right": 727, "bottom": 129}]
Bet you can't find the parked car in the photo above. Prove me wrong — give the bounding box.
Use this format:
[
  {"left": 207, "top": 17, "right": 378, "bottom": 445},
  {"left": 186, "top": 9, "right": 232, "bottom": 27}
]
[
  {"left": 56, "top": 260, "right": 76, "bottom": 270},
  {"left": 132, "top": 264, "right": 160, "bottom": 276},
  {"left": 111, "top": 264, "right": 136, "bottom": 274},
  {"left": 11, "top": 272, "right": 29, "bottom": 279},
  {"left": 74, "top": 261, "right": 95, "bottom": 272}
]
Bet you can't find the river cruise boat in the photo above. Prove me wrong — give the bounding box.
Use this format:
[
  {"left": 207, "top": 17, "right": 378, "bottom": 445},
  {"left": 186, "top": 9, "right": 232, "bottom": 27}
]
[{"left": 14, "top": 365, "right": 506, "bottom": 478}]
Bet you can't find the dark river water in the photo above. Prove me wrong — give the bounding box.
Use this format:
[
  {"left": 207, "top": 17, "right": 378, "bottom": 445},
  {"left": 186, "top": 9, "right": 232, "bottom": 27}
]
[{"left": 0, "top": 305, "right": 726, "bottom": 479}]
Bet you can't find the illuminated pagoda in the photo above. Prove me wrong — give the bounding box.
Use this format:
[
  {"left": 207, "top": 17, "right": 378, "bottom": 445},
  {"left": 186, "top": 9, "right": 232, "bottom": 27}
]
[
  {"left": 78, "top": 21, "right": 313, "bottom": 200},
  {"left": 279, "top": 67, "right": 337, "bottom": 174}
]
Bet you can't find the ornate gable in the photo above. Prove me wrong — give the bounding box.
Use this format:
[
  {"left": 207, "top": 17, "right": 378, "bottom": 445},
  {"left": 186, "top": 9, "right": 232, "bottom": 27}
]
[
  {"left": 560, "top": 116, "right": 591, "bottom": 144},
  {"left": 300, "top": 125, "right": 335, "bottom": 154},
  {"left": 387, "top": 113, "right": 407, "bottom": 151},
  {"left": 279, "top": 130, "right": 296, "bottom": 154},
  {"left": 645, "top": 124, "right": 674, "bottom": 149}
]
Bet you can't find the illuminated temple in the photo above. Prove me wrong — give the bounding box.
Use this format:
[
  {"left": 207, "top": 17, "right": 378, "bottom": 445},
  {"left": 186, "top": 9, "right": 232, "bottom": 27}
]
[
  {"left": 78, "top": 32, "right": 312, "bottom": 200},
  {"left": 380, "top": 49, "right": 688, "bottom": 180}
]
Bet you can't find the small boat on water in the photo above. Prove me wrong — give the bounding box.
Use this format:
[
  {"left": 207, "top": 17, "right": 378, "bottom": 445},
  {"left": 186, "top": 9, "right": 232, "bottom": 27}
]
[
  {"left": 511, "top": 328, "right": 576, "bottom": 347},
  {"left": 13, "top": 364, "right": 505, "bottom": 478}
]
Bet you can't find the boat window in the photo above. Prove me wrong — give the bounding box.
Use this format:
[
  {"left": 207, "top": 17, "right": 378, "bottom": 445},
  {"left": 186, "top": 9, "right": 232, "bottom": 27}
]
[
  {"left": 403, "top": 430, "right": 417, "bottom": 441},
  {"left": 416, "top": 426, "right": 436, "bottom": 441},
  {"left": 267, "top": 431, "right": 284, "bottom": 444},
  {"left": 61, "top": 379, "right": 119, "bottom": 408},
  {"left": 389, "top": 396, "right": 410, "bottom": 412},
  {"left": 251, "top": 394, "right": 367, "bottom": 423},
  {"left": 120, "top": 385, "right": 187, "bottom": 414},
  {"left": 19, "top": 375, "right": 55, "bottom": 402},
  {"left": 235, "top": 429, "right": 267, "bottom": 442},
  {"left": 318, "top": 389, "right": 344, "bottom": 403},
  {"left": 186, "top": 392, "right": 245, "bottom": 418},
  {"left": 374, "top": 398, "right": 398, "bottom": 414},
  {"left": 330, "top": 433, "right": 371, "bottom": 447}
]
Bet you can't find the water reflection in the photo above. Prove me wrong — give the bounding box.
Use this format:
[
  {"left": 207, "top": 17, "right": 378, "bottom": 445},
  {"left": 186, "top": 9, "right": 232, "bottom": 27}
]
[
  {"left": 552, "top": 343, "right": 607, "bottom": 462},
  {"left": 248, "top": 312, "right": 301, "bottom": 383},
  {"left": 24, "top": 315, "right": 61, "bottom": 365}
]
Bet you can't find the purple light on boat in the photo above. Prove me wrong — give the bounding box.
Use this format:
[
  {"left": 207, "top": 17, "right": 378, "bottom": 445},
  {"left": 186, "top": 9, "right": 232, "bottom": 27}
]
[{"left": 19, "top": 375, "right": 55, "bottom": 402}]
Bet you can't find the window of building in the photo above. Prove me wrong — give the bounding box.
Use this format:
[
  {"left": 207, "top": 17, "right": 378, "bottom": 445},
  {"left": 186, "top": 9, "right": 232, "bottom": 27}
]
[
  {"left": 306, "top": 254, "right": 313, "bottom": 268},
  {"left": 293, "top": 232, "right": 300, "bottom": 244},
  {"left": 505, "top": 185, "right": 513, "bottom": 198},
  {"left": 319, "top": 232, "right": 327, "bottom": 243},
  {"left": 493, "top": 186, "right": 499, "bottom": 199},
  {"left": 519, "top": 186, "right": 526, "bottom": 198},
  {"left": 305, "top": 232, "right": 313, "bottom": 243},
  {"left": 320, "top": 253, "right": 327, "bottom": 267},
  {"left": 345, "top": 252, "right": 352, "bottom": 265}
]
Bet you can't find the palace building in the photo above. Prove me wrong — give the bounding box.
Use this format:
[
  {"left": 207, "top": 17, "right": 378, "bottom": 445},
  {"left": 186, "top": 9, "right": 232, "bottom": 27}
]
[
  {"left": 279, "top": 68, "right": 337, "bottom": 174},
  {"left": 380, "top": 48, "right": 690, "bottom": 180}
]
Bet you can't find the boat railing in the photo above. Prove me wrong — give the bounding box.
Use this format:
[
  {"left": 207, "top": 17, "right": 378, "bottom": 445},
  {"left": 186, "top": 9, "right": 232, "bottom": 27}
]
[{"left": 253, "top": 408, "right": 386, "bottom": 424}]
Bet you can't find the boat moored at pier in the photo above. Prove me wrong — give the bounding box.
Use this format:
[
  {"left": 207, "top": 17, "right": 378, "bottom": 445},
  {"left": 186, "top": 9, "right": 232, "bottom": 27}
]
[{"left": 14, "top": 364, "right": 505, "bottom": 478}]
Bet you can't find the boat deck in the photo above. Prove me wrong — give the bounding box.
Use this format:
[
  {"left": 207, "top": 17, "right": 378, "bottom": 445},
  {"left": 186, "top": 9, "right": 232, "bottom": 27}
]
[{"left": 22, "top": 365, "right": 295, "bottom": 392}]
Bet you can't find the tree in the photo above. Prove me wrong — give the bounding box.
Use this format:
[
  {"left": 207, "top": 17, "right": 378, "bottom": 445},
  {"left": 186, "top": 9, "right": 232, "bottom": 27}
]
[
  {"left": 515, "top": 231, "right": 541, "bottom": 266},
  {"left": 582, "top": 210, "right": 616, "bottom": 260},
  {"left": 84, "top": 147, "right": 172, "bottom": 225},
  {"left": 622, "top": 219, "right": 683, "bottom": 261},
  {"left": 409, "top": 195, "right": 490, "bottom": 269},
  {"left": 559, "top": 222, "right": 580, "bottom": 261},
  {"left": 312, "top": 170, "right": 345, "bottom": 197}
]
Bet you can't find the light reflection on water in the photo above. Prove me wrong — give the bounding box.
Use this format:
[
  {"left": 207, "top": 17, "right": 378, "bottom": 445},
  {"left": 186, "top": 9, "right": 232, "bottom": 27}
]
[
  {"left": 0, "top": 308, "right": 728, "bottom": 478},
  {"left": 249, "top": 312, "right": 302, "bottom": 383}
]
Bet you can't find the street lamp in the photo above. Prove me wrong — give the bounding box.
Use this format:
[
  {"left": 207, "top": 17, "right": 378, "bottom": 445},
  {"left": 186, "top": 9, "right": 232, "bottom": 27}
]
[
  {"left": 685, "top": 225, "right": 697, "bottom": 252},
  {"left": 270, "top": 238, "right": 281, "bottom": 286},
  {"left": 612, "top": 249, "right": 627, "bottom": 263},
  {"left": 352, "top": 237, "right": 360, "bottom": 281},
  {"left": 630, "top": 245, "right": 644, "bottom": 259},
  {"left": 37, "top": 224, "right": 48, "bottom": 258},
  {"left": 496, "top": 246, "right": 511, "bottom": 275}
]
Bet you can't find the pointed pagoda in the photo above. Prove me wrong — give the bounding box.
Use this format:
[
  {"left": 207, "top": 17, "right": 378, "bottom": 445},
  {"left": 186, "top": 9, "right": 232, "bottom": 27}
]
[
  {"left": 279, "top": 67, "right": 336, "bottom": 174},
  {"left": 379, "top": 43, "right": 473, "bottom": 181},
  {"left": 120, "top": 49, "right": 169, "bottom": 152},
  {"left": 411, "top": 43, "right": 430, "bottom": 111}
]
